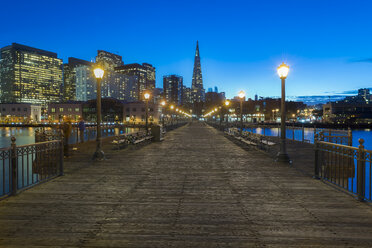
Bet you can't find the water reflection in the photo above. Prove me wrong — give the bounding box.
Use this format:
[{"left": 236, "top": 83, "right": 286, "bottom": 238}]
[{"left": 0, "top": 127, "right": 138, "bottom": 148}]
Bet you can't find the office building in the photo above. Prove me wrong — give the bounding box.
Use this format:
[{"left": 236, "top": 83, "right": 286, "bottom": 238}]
[
  {"left": 75, "top": 64, "right": 96, "bottom": 101},
  {"left": 182, "top": 86, "right": 192, "bottom": 106},
  {"left": 163, "top": 75, "right": 183, "bottom": 105},
  {"left": 63, "top": 57, "right": 93, "bottom": 101},
  {"left": 94, "top": 50, "right": 139, "bottom": 102},
  {"left": 0, "top": 43, "right": 62, "bottom": 105},
  {"left": 96, "top": 50, "right": 123, "bottom": 69},
  {"left": 115, "top": 63, "right": 156, "bottom": 100}
]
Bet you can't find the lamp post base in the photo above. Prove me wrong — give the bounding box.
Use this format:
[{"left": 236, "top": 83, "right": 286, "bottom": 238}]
[
  {"left": 93, "top": 149, "right": 105, "bottom": 161},
  {"left": 276, "top": 152, "right": 291, "bottom": 163}
]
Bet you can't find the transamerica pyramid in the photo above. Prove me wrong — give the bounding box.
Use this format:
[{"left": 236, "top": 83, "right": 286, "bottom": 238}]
[{"left": 191, "top": 41, "right": 205, "bottom": 102}]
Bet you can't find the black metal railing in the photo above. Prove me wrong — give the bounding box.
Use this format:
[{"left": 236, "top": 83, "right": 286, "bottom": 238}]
[
  {"left": 213, "top": 121, "right": 352, "bottom": 145},
  {"left": 316, "top": 128, "right": 352, "bottom": 146},
  {"left": 0, "top": 137, "right": 63, "bottom": 199},
  {"left": 315, "top": 136, "right": 371, "bottom": 202}
]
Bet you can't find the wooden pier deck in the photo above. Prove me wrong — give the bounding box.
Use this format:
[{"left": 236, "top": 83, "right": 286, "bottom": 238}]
[{"left": 1, "top": 122, "right": 372, "bottom": 247}]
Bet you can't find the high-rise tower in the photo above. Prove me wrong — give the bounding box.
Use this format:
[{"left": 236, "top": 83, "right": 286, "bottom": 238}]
[{"left": 191, "top": 41, "right": 205, "bottom": 102}]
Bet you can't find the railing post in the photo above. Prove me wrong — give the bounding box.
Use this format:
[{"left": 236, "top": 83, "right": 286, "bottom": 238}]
[
  {"left": 302, "top": 125, "right": 304, "bottom": 142},
  {"left": 277, "top": 123, "right": 280, "bottom": 138},
  {"left": 11, "top": 136, "right": 17, "bottom": 196},
  {"left": 348, "top": 127, "right": 352, "bottom": 146},
  {"left": 314, "top": 134, "right": 320, "bottom": 179},
  {"left": 59, "top": 133, "right": 64, "bottom": 176},
  {"left": 76, "top": 127, "right": 79, "bottom": 144},
  {"left": 357, "top": 138, "right": 366, "bottom": 202}
]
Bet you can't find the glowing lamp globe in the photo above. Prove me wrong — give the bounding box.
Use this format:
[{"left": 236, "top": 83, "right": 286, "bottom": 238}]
[
  {"left": 225, "top": 100, "right": 230, "bottom": 106},
  {"left": 238, "top": 91, "right": 245, "bottom": 99},
  {"left": 144, "top": 93, "right": 150, "bottom": 100},
  {"left": 94, "top": 68, "right": 104, "bottom": 79},
  {"left": 161, "top": 100, "right": 166, "bottom": 106},
  {"left": 277, "top": 62, "right": 289, "bottom": 79}
]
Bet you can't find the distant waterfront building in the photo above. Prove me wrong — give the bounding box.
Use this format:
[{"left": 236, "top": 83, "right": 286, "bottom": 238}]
[
  {"left": 0, "top": 43, "right": 62, "bottom": 105},
  {"left": 63, "top": 57, "right": 93, "bottom": 101},
  {"left": 205, "top": 91, "right": 225, "bottom": 109},
  {"left": 115, "top": 63, "right": 156, "bottom": 100},
  {"left": 80, "top": 98, "right": 161, "bottom": 124},
  {"left": 358, "top": 88, "right": 371, "bottom": 102},
  {"left": 47, "top": 102, "right": 83, "bottom": 122},
  {"left": 163, "top": 75, "right": 183, "bottom": 105},
  {"left": 0, "top": 103, "right": 41, "bottom": 123},
  {"left": 191, "top": 41, "right": 205, "bottom": 103},
  {"left": 323, "top": 88, "right": 372, "bottom": 123},
  {"left": 122, "top": 101, "right": 161, "bottom": 124}
]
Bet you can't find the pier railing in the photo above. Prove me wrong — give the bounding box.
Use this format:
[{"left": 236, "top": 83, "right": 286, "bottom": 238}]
[
  {"left": 316, "top": 128, "right": 352, "bottom": 146},
  {"left": 0, "top": 137, "right": 63, "bottom": 199},
  {"left": 315, "top": 136, "right": 371, "bottom": 202},
  {"left": 214, "top": 121, "right": 352, "bottom": 145}
]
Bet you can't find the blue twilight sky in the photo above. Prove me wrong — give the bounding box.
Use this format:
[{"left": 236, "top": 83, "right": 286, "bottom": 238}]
[{"left": 1, "top": 0, "right": 372, "bottom": 101}]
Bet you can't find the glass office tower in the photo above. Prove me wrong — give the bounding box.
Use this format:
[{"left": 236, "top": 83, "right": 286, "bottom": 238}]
[{"left": 0, "top": 43, "right": 62, "bottom": 105}]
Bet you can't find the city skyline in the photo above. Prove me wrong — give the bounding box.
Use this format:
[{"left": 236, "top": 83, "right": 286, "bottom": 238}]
[{"left": 2, "top": 0, "right": 372, "bottom": 101}]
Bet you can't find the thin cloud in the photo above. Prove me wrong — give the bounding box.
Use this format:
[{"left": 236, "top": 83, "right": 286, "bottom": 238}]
[{"left": 349, "top": 58, "right": 372, "bottom": 63}]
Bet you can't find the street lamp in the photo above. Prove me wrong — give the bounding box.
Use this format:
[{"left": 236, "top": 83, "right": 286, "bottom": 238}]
[
  {"left": 238, "top": 91, "right": 245, "bottom": 134},
  {"left": 170, "top": 105, "right": 174, "bottom": 125},
  {"left": 276, "top": 62, "right": 290, "bottom": 163},
  {"left": 144, "top": 92, "right": 150, "bottom": 135},
  {"left": 161, "top": 100, "right": 166, "bottom": 127},
  {"left": 93, "top": 67, "right": 105, "bottom": 160},
  {"left": 225, "top": 100, "right": 230, "bottom": 126}
]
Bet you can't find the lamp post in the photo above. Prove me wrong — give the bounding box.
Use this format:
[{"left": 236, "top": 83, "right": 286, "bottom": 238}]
[
  {"left": 144, "top": 92, "right": 150, "bottom": 135},
  {"left": 276, "top": 62, "right": 290, "bottom": 163},
  {"left": 238, "top": 91, "right": 245, "bottom": 135},
  {"left": 93, "top": 67, "right": 105, "bottom": 161},
  {"left": 176, "top": 108, "right": 179, "bottom": 124},
  {"left": 225, "top": 100, "right": 230, "bottom": 127},
  {"left": 161, "top": 100, "right": 166, "bottom": 127},
  {"left": 170, "top": 105, "right": 174, "bottom": 126}
]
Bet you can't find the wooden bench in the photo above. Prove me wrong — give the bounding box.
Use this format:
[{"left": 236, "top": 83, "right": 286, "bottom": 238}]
[
  {"left": 112, "top": 131, "right": 154, "bottom": 150},
  {"left": 112, "top": 133, "right": 131, "bottom": 150}
]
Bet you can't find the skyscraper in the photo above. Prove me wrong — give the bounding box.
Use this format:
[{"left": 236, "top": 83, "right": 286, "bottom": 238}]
[
  {"left": 163, "top": 75, "right": 183, "bottom": 105},
  {"left": 191, "top": 41, "right": 205, "bottom": 103},
  {"left": 115, "top": 63, "right": 156, "bottom": 100},
  {"left": 182, "top": 86, "right": 192, "bottom": 106},
  {"left": 63, "top": 57, "right": 93, "bottom": 101},
  {"left": 95, "top": 50, "right": 138, "bottom": 101},
  {"left": 0, "top": 43, "right": 62, "bottom": 105}
]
